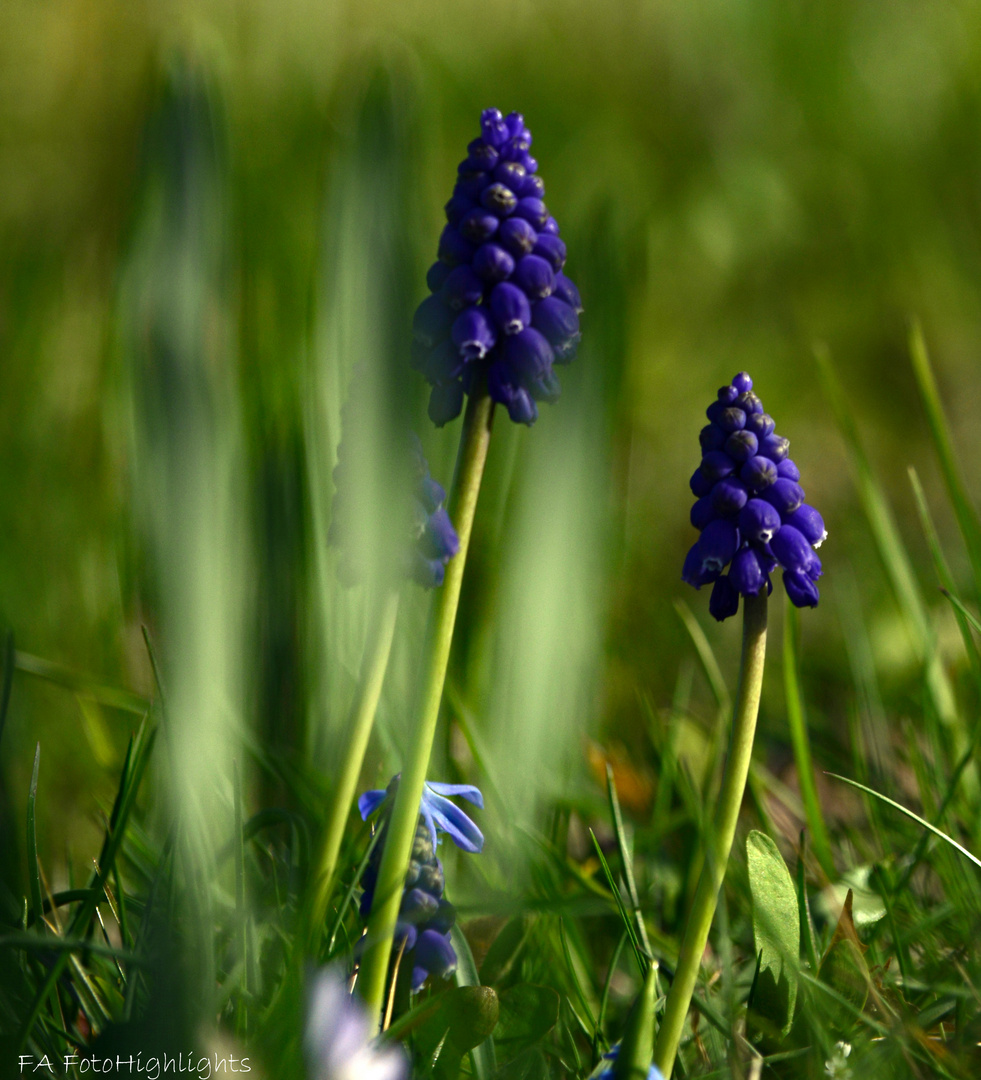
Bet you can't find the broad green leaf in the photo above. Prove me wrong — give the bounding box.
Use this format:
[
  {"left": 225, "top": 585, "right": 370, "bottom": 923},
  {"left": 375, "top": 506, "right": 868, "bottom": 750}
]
[{"left": 746, "top": 830, "right": 799, "bottom": 1038}]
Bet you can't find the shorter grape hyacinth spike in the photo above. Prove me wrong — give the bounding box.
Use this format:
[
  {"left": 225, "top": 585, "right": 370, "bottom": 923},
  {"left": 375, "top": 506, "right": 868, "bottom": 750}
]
[
  {"left": 412, "top": 108, "right": 582, "bottom": 427},
  {"left": 358, "top": 776, "right": 483, "bottom": 991},
  {"left": 329, "top": 430, "right": 459, "bottom": 589},
  {"left": 683, "top": 372, "right": 826, "bottom": 620}
]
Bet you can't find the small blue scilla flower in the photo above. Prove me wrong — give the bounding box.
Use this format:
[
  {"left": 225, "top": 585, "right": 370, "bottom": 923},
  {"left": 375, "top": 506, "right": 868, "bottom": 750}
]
[
  {"left": 594, "top": 1045, "right": 664, "bottom": 1080},
  {"left": 358, "top": 776, "right": 483, "bottom": 991},
  {"left": 329, "top": 427, "right": 459, "bottom": 589},
  {"left": 304, "top": 967, "right": 408, "bottom": 1080},
  {"left": 683, "top": 372, "right": 826, "bottom": 621},
  {"left": 412, "top": 108, "right": 582, "bottom": 427}
]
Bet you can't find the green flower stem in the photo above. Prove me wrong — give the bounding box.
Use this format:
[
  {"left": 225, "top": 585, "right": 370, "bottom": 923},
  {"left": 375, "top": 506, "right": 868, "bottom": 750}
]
[
  {"left": 357, "top": 388, "right": 496, "bottom": 1028},
  {"left": 304, "top": 585, "right": 402, "bottom": 952},
  {"left": 653, "top": 591, "right": 768, "bottom": 1079}
]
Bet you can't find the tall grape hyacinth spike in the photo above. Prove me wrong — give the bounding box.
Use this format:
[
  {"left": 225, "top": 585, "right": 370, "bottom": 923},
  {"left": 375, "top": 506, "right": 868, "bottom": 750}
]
[
  {"left": 412, "top": 108, "right": 583, "bottom": 427},
  {"left": 682, "top": 371, "right": 826, "bottom": 620}
]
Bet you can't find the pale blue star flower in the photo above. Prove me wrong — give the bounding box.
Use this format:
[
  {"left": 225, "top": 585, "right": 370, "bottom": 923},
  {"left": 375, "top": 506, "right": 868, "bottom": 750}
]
[{"left": 358, "top": 776, "right": 484, "bottom": 853}]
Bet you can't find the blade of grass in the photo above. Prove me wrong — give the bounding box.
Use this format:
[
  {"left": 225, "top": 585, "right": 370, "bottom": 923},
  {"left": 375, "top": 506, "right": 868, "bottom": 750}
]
[
  {"left": 673, "top": 600, "right": 731, "bottom": 716},
  {"left": 558, "top": 916, "right": 598, "bottom": 1041},
  {"left": 782, "top": 599, "right": 834, "bottom": 878},
  {"left": 18, "top": 717, "right": 156, "bottom": 1051},
  {"left": 606, "top": 763, "right": 653, "bottom": 957},
  {"left": 909, "top": 322, "right": 981, "bottom": 604},
  {"left": 597, "top": 929, "right": 627, "bottom": 1042},
  {"left": 815, "top": 344, "right": 958, "bottom": 729},
  {"left": 826, "top": 773, "right": 981, "bottom": 873},
  {"left": 15, "top": 651, "right": 148, "bottom": 715},
  {"left": 27, "top": 744, "right": 43, "bottom": 935},
  {"left": 795, "top": 833, "right": 819, "bottom": 973},
  {"left": 910, "top": 467, "right": 981, "bottom": 695},
  {"left": 0, "top": 631, "right": 13, "bottom": 751},
  {"left": 589, "top": 828, "right": 647, "bottom": 977}
]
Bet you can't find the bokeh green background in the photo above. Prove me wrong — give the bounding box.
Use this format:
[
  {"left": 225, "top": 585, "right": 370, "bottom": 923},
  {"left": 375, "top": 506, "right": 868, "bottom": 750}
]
[{"left": 3, "top": 0, "right": 981, "bottom": 874}]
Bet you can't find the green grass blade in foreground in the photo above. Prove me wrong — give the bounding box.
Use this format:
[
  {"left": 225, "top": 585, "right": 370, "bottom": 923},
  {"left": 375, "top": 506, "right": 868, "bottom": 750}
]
[
  {"left": 782, "top": 599, "right": 834, "bottom": 878},
  {"left": 673, "top": 599, "right": 731, "bottom": 716},
  {"left": 606, "top": 763, "right": 654, "bottom": 957},
  {"left": 589, "top": 828, "right": 647, "bottom": 978},
  {"left": 305, "top": 586, "right": 401, "bottom": 951},
  {"left": 27, "top": 744, "right": 43, "bottom": 934},
  {"left": 358, "top": 389, "right": 495, "bottom": 1027},
  {"left": 814, "top": 344, "right": 957, "bottom": 731},
  {"left": 654, "top": 591, "right": 767, "bottom": 1079},
  {"left": 909, "top": 322, "right": 981, "bottom": 604},
  {"left": 827, "top": 772, "right": 981, "bottom": 872},
  {"left": 909, "top": 466, "right": 981, "bottom": 694}
]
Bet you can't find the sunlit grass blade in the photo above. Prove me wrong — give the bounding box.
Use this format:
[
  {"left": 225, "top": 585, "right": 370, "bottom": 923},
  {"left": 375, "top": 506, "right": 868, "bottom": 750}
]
[
  {"left": 782, "top": 599, "right": 834, "bottom": 878},
  {"left": 559, "top": 916, "right": 599, "bottom": 1041},
  {"left": 606, "top": 764, "right": 653, "bottom": 957},
  {"left": 14, "top": 651, "right": 148, "bottom": 716},
  {"left": 589, "top": 828, "right": 647, "bottom": 977},
  {"left": 26, "top": 744, "right": 43, "bottom": 935},
  {"left": 826, "top": 772, "right": 981, "bottom": 872},
  {"left": 909, "top": 322, "right": 981, "bottom": 603},
  {"left": 673, "top": 599, "right": 731, "bottom": 716},
  {"left": 815, "top": 344, "right": 958, "bottom": 730},
  {"left": 910, "top": 466, "right": 981, "bottom": 694}
]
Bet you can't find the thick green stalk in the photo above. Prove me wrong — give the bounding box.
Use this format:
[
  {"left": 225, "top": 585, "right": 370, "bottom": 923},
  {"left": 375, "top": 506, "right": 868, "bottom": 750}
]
[
  {"left": 304, "top": 586, "right": 401, "bottom": 951},
  {"left": 653, "top": 591, "right": 768, "bottom": 1078},
  {"left": 358, "top": 389, "right": 495, "bottom": 1027}
]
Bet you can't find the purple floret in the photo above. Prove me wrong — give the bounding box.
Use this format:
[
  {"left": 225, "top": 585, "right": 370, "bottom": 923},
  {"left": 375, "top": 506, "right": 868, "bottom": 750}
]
[
  {"left": 683, "top": 372, "right": 825, "bottom": 618},
  {"left": 410, "top": 108, "right": 582, "bottom": 426}
]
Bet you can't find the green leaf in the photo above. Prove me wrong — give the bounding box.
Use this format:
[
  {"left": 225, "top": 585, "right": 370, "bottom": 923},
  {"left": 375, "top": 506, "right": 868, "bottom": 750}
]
[
  {"left": 493, "top": 984, "right": 560, "bottom": 1057},
  {"left": 746, "top": 830, "right": 799, "bottom": 1038},
  {"left": 414, "top": 984, "right": 501, "bottom": 1080},
  {"left": 452, "top": 922, "right": 498, "bottom": 1078}
]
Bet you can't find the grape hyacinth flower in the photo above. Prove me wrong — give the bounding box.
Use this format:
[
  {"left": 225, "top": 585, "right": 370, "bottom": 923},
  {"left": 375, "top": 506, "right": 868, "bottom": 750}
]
[
  {"left": 359, "top": 777, "right": 483, "bottom": 990},
  {"left": 412, "top": 108, "right": 583, "bottom": 427},
  {"left": 682, "top": 371, "right": 826, "bottom": 621},
  {"left": 304, "top": 967, "right": 408, "bottom": 1080},
  {"left": 329, "top": 430, "right": 460, "bottom": 589},
  {"left": 596, "top": 1046, "right": 664, "bottom": 1080}
]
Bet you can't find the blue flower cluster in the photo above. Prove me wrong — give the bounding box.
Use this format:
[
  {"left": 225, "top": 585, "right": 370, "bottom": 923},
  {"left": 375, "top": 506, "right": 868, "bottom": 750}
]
[
  {"left": 682, "top": 372, "right": 826, "bottom": 621},
  {"left": 412, "top": 108, "right": 583, "bottom": 428},
  {"left": 358, "top": 778, "right": 484, "bottom": 991},
  {"left": 595, "top": 1046, "right": 664, "bottom": 1080},
  {"left": 328, "top": 429, "right": 459, "bottom": 589}
]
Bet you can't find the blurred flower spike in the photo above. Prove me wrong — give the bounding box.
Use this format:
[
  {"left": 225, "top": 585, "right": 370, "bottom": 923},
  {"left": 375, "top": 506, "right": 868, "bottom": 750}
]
[
  {"left": 329, "top": 429, "right": 459, "bottom": 589},
  {"left": 304, "top": 967, "right": 408, "bottom": 1080},
  {"left": 412, "top": 108, "right": 583, "bottom": 427},
  {"left": 683, "top": 372, "right": 826, "bottom": 620},
  {"left": 358, "top": 776, "right": 483, "bottom": 990}
]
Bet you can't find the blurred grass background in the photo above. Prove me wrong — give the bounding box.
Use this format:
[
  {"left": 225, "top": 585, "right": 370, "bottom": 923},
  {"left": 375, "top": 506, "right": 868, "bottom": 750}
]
[{"left": 3, "top": 0, "right": 981, "bottom": 891}]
